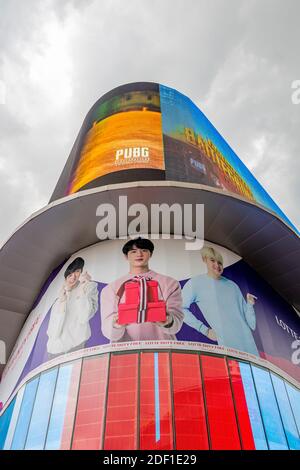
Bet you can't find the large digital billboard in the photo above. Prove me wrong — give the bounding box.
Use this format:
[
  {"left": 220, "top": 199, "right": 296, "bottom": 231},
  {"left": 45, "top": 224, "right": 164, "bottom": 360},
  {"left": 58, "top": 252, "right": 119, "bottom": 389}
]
[
  {"left": 65, "top": 83, "right": 165, "bottom": 194},
  {"left": 159, "top": 84, "right": 297, "bottom": 231},
  {"left": 0, "top": 239, "right": 299, "bottom": 409},
  {"left": 50, "top": 83, "right": 298, "bottom": 234}
]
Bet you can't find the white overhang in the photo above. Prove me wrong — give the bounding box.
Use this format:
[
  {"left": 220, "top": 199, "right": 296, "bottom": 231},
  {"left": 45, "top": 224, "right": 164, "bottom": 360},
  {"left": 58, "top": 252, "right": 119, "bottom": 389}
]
[{"left": 0, "top": 181, "right": 299, "bottom": 369}]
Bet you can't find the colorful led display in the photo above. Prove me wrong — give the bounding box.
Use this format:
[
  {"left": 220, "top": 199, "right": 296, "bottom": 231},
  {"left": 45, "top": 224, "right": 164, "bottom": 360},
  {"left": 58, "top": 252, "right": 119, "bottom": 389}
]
[
  {"left": 50, "top": 83, "right": 298, "bottom": 233},
  {"left": 1, "top": 352, "right": 299, "bottom": 450}
]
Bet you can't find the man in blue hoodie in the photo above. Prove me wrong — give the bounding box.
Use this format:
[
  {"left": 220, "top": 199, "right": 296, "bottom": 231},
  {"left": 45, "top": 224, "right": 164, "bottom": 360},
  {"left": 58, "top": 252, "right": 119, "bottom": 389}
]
[{"left": 182, "top": 246, "right": 259, "bottom": 356}]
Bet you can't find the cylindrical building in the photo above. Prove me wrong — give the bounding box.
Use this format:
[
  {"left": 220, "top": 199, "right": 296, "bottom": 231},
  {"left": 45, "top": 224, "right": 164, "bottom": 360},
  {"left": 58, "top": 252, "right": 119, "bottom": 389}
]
[{"left": 0, "top": 83, "right": 299, "bottom": 450}]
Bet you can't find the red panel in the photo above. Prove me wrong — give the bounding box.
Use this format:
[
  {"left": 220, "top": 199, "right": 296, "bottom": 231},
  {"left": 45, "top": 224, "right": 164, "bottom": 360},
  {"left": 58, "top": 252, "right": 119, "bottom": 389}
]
[
  {"left": 60, "top": 361, "right": 81, "bottom": 450},
  {"left": 201, "top": 355, "right": 241, "bottom": 449},
  {"left": 72, "top": 355, "right": 108, "bottom": 450},
  {"left": 172, "top": 353, "right": 208, "bottom": 450},
  {"left": 104, "top": 354, "right": 138, "bottom": 450},
  {"left": 228, "top": 360, "right": 255, "bottom": 450},
  {"left": 140, "top": 353, "right": 173, "bottom": 450}
]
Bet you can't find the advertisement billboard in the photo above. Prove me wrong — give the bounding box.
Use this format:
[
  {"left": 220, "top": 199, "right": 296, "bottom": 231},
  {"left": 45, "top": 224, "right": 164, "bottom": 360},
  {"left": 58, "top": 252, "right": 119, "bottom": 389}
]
[
  {"left": 0, "top": 239, "right": 299, "bottom": 409},
  {"left": 50, "top": 83, "right": 298, "bottom": 234},
  {"left": 66, "top": 83, "right": 165, "bottom": 194},
  {"left": 159, "top": 84, "right": 297, "bottom": 231}
]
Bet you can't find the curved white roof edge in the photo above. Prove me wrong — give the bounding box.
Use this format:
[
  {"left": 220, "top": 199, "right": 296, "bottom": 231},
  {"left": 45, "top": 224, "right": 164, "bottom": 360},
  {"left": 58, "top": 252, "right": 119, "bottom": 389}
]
[
  {"left": 0, "top": 181, "right": 299, "bottom": 363},
  {"left": 2, "top": 180, "right": 299, "bottom": 248}
]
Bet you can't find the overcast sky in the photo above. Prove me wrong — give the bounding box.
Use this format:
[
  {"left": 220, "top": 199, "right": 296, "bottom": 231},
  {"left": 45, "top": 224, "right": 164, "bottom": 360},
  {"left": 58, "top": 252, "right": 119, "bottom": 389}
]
[{"left": 0, "top": 0, "right": 299, "bottom": 244}]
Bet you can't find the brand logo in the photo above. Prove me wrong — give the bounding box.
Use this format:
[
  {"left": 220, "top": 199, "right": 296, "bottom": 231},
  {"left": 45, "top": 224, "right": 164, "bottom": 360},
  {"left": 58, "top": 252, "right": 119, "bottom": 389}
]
[
  {"left": 189, "top": 157, "right": 207, "bottom": 175},
  {"left": 115, "top": 147, "right": 150, "bottom": 166}
]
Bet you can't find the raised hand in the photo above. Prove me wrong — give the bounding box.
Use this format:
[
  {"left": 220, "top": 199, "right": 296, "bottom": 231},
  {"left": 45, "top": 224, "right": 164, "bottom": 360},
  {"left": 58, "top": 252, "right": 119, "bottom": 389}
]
[
  {"left": 113, "top": 313, "right": 128, "bottom": 328},
  {"left": 59, "top": 284, "right": 67, "bottom": 301},
  {"left": 207, "top": 328, "right": 217, "bottom": 341},
  {"left": 80, "top": 270, "right": 91, "bottom": 284},
  {"left": 247, "top": 293, "right": 257, "bottom": 305}
]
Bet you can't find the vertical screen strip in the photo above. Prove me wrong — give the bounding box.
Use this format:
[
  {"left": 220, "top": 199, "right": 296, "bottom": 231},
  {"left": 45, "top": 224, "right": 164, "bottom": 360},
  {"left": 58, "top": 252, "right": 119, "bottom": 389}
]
[{"left": 154, "top": 352, "right": 160, "bottom": 443}]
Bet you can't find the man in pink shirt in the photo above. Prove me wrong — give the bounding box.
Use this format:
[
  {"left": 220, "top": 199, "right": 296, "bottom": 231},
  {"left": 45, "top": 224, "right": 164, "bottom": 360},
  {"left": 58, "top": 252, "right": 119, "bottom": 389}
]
[{"left": 100, "top": 238, "right": 183, "bottom": 342}]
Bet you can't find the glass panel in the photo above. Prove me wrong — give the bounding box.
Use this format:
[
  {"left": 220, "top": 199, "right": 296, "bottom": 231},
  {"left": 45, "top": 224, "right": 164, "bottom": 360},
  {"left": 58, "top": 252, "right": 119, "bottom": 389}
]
[
  {"left": 172, "top": 353, "right": 208, "bottom": 450},
  {"left": 228, "top": 360, "right": 255, "bottom": 450},
  {"left": 59, "top": 360, "right": 82, "bottom": 449},
  {"left": 104, "top": 353, "right": 138, "bottom": 450},
  {"left": 24, "top": 368, "right": 58, "bottom": 449},
  {"left": 201, "top": 355, "right": 240, "bottom": 449},
  {"left": 0, "top": 397, "right": 16, "bottom": 450},
  {"left": 45, "top": 362, "right": 80, "bottom": 450},
  {"left": 3, "top": 387, "right": 25, "bottom": 450},
  {"left": 140, "top": 352, "right": 173, "bottom": 450},
  {"left": 72, "top": 355, "right": 108, "bottom": 450},
  {"left": 251, "top": 366, "right": 288, "bottom": 450},
  {"left": 285, "top": 383, "right": 300, "bottom": 438},
  {"left": 238, "top": 362, "right": 268, "bottom": 450},
  {"left": 11, "top": 377, "right": 39, "bottom": 450},
  {"left": 271, "top": 374, "right": 300, "bottom": 450}
]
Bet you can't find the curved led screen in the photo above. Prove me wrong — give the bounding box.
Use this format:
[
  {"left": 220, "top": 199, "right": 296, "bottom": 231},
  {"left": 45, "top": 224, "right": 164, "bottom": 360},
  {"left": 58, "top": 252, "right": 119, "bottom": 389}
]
[
  {"left": 50, "top": 82, "right": 298, "bottom": 233},
  {"left": 1, "top": 352, "right": 300, "bottom": 450}
]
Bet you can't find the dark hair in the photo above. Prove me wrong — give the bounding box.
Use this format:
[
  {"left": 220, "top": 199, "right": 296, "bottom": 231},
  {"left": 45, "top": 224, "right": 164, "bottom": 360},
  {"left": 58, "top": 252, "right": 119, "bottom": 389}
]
[
  {"left": 64, "top": 257, "right": 84, "bottom": 278},
  {"left": 122, "top": 237, "right": 154, "bottom": 255}
]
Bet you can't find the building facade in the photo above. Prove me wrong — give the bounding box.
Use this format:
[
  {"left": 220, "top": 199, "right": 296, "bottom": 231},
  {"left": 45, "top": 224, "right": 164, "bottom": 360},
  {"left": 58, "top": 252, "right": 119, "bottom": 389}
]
[{"left": 0, "top": 83, "right": 299, "bottom": 450}]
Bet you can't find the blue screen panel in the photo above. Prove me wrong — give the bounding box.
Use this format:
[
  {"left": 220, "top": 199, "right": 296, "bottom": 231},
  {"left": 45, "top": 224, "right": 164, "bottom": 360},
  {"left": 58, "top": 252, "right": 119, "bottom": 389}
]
[
  {"left": 251, "top": 366, "right": 288, "bottom": 450},
  {"left": 45, "top": 363, "right": 73, "bottom": 450},
  {"left": 0, "top": 397, "right": 16, "bottom": 450},
  {"left": 271, "top": 374, "right": 300, "bottom": 450},
  {"left": 24, "top": 368, "right": 58, "bottom": 450},
  {"left": 285, "top": 383, "right": 300, "bottom": 437},
  {"left": 239, "top": 362, "right": 268, "bottom": 449},
  {"left": 11, "top": 377, "right": 39, "bottom": 450},
  {"left": 3, "top": 386, "right": 25, "bottom": 450}
]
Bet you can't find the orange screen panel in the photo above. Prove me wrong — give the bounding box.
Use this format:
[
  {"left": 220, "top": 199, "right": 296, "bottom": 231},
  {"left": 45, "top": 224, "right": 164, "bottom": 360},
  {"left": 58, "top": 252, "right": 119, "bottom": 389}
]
[{"left": 69, "top": 110, "right": 165, "bottom": 194}]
